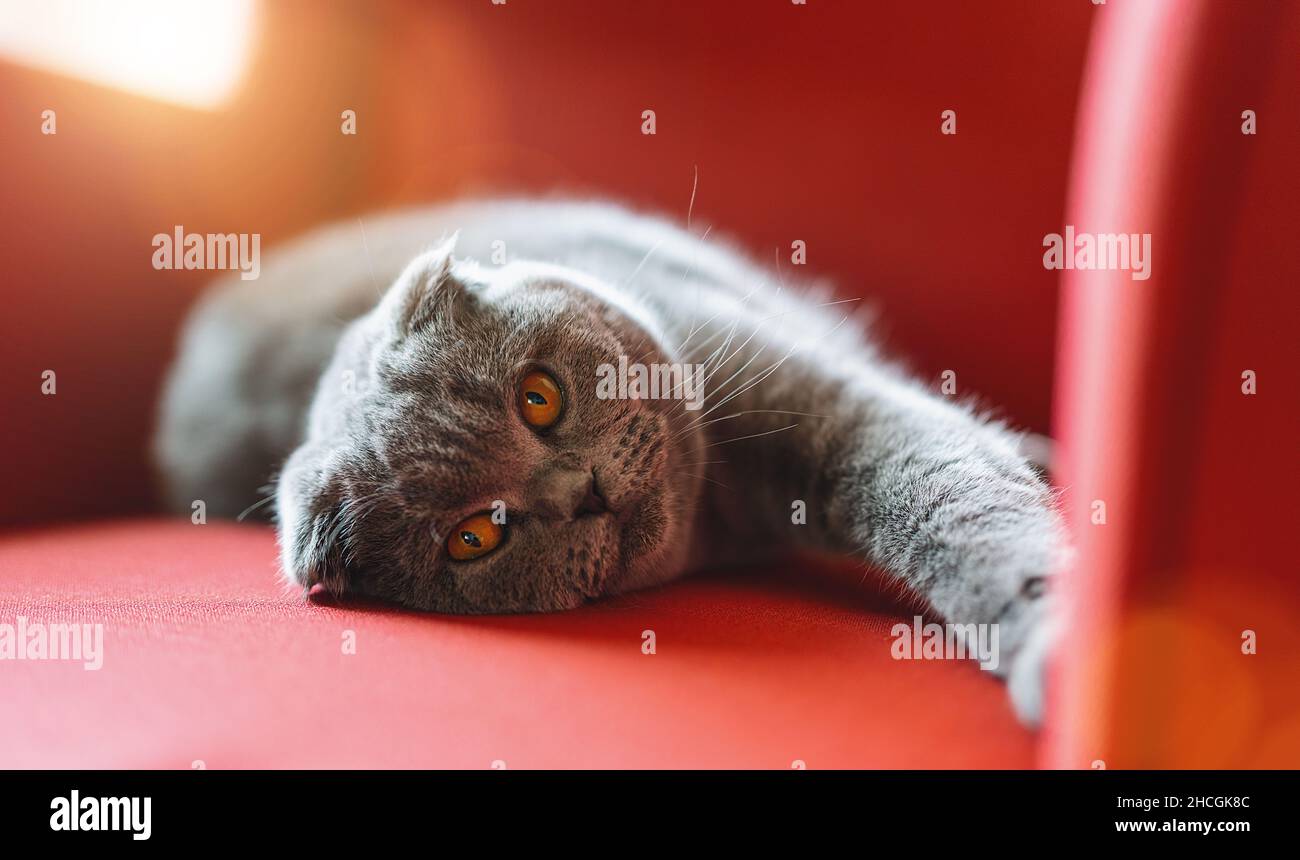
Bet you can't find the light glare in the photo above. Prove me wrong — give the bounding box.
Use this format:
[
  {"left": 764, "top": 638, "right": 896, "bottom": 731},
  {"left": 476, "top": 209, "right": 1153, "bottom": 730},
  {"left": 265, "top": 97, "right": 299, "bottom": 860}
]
[{"left": 0, "top": 0, "right": 256, "bottom": 109}]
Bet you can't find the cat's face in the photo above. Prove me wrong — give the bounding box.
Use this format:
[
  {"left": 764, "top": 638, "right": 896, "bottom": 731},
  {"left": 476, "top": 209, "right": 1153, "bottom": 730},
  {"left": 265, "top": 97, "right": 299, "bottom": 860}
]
[{"left": 277, "top": 240, "right": 704, "bottom": 613}]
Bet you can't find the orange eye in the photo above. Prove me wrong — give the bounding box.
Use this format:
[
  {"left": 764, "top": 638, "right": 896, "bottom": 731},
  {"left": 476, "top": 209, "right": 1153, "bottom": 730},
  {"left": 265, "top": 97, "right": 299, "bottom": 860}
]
[
  {"left": 519, "top": 370, "right": 562, "bottom": 429},
  {"left": 446, "top": 513, "right": 504, "bottom": 561}
]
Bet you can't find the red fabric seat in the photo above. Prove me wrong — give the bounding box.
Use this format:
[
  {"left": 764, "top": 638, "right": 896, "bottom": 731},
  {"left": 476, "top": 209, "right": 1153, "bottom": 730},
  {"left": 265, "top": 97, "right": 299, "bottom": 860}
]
[{"left": 0, "top": 520, "right": 1032, "bottom": 768}]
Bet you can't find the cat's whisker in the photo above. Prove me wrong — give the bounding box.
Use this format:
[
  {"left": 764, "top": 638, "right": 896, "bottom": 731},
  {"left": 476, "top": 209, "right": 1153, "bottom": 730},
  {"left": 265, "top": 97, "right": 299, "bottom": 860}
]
[
  {"left": 675, "top": 309, "right": 771, "bottom": 408},
  {"left": 627, "top": 332, "right": 662, "bottom": 368},
  {"left": 686, "top": 163, "right": 698, "bottom": 231},
  {"left": 356, "top": 218, "right": 384, "bottom": 298},
  {"left": 676, "top": 308, "right": 725, "bottom": 355},
  {"left": 706, "top": 317, "right": 743, "bottom": 373},
  {"left": 687, "top": 342, "right": 801, "bottom": 422},
  {"left": 814, "top": 297, "right": 864, "bottom": 310},
  {"left": 235, "top": 493, "right": 277, "bottom": 522},
  {"left": 675, "top": 283, "right": 759, "bottom": 355},
  {"left": 655, "top": 333, "right": 744, "bottom": 409},
  {"left": 698, "top": 422, "right": 799, "bottom": 450},
  {"left": 662, "top": 319, "right": 748, "bottom": 416},
  {"left": 677, "top": 319, "right": 749, "bottom": 376},
  {"left": 679, "top": 223, "right": 713, "bottom": 345},
  {"left": 690, "top": 310, "right": 852, "bottom": 422},
  {"left": 682, "top": 339, "right": 769, "bottom": 414},
  {"left": 701, "top": 316, "right": 767, "bottom": 380},
  {"left": 671, "top": 409, "right": 827, "bottom": 442},
  {"left": 678, "top": 471, "right": 729, "bottom": 490},
  {"left": 675, "top": 316, "right": 783, "bottom": 404},
  {"left": 624, "top": 239, "right": 665, "bottom": 289},
  {"left": 682, "top": 294, "right": 859, "bottom": 369},
  {"left": 690, "top": 330, "right": 736, "bottom": 378}
]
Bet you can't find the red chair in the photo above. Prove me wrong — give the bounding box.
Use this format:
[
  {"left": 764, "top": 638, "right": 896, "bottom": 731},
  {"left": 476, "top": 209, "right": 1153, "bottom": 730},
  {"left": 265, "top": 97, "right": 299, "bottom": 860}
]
[{"left": 1049, "top": 0, "right": 1300, "bottom": 769}]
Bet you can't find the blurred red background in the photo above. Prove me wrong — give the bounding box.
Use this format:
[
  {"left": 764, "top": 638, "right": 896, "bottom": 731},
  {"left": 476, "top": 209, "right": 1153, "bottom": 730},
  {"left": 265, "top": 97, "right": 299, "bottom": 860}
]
[{"left": 1, "top": 0, "right": 1093, "bottom": 524}]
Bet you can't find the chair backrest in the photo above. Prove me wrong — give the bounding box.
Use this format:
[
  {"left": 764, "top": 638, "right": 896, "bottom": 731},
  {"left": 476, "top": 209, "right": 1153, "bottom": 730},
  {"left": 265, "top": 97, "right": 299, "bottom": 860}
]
[{"left": 1048, "top": 0, "right": 1300, "bottom": 768}]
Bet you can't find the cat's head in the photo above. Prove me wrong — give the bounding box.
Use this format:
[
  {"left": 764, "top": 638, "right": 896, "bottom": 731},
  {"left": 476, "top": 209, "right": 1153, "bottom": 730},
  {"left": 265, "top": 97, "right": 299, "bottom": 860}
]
[{"left": 276, "top": 237, "right": 705, "bottom": 613}]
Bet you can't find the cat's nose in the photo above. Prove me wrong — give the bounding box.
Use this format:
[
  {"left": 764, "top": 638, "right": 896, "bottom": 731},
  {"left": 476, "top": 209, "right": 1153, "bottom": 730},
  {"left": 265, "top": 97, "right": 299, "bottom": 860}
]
[{"left": 529, "top": 466, "right": 607, "bottom": 520}]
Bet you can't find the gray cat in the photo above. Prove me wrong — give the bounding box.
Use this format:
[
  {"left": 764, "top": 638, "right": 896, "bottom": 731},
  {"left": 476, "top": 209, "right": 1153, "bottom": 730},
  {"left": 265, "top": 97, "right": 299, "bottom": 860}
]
[{"left": 155, "top": 199, "right": 1067, "bottom": 724}]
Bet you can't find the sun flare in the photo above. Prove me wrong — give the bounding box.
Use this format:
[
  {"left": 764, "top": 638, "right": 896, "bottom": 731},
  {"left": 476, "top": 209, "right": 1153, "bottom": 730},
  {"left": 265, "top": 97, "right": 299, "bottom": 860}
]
[{"left": 0, "top": 0, "right": 256, "bottom": 109}]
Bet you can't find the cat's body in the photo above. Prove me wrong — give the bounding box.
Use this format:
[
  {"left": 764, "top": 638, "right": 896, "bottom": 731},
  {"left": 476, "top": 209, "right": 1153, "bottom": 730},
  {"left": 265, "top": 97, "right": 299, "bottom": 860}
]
[{"left": 156, "top": 199, "right": 1066, "bottom": 723}]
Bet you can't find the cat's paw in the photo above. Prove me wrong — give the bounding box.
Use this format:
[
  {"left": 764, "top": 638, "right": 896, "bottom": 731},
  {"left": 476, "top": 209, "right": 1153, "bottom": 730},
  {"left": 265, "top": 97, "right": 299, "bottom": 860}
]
[
  {"left": 991, "top": 539, "right": 1071, "bottom": 727},
  {"left": 1004, "top": 610, "right": 1059, "bottom": 727}
]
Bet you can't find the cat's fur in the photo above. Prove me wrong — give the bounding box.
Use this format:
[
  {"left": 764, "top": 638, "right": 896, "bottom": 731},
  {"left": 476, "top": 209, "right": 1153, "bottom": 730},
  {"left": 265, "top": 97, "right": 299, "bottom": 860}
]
[{"left": 155, "top": 199, "right": 1067, "bottom": 724}]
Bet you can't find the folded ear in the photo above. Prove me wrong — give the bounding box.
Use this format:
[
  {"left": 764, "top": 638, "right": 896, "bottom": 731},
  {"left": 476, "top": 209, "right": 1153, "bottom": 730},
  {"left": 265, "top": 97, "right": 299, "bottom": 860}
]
[{"left": 382, "top": 232, "right": 473, "bottom": 336}]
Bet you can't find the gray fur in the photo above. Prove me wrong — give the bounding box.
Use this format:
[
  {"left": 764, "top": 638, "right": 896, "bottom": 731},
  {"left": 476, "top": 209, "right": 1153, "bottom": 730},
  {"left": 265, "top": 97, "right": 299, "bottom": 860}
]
[{"left": 155, "top": 199, "right": 1067, "bottom": 724}]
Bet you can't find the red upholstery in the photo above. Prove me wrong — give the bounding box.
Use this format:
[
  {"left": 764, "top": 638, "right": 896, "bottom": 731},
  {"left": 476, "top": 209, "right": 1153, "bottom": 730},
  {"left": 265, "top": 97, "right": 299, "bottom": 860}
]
[
  {"left": 1047, "top": 0, "right": 1300, "bottom": 768},
  {"left": 0, "top": 521, "right": 1031, "bottom": 768}
]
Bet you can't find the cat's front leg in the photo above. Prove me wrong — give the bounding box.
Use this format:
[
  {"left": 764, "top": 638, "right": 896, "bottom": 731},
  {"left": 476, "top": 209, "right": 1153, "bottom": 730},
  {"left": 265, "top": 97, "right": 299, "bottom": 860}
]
[
  {"left": 712, "top": 358, "right": 1070, "bottom": 725},
  {"left": 813, "top": 368, "right": 1068, "bottom": 724}
]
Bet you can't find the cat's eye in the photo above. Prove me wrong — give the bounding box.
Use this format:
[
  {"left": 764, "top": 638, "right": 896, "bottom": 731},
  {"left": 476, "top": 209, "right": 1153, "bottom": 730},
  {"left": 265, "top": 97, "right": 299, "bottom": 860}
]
[
  {"left": 446, "top": 513, "right": 503, "bottom": 561},
  {"left": 519, "top": 370, "right": 563, "bottom": 429}
]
